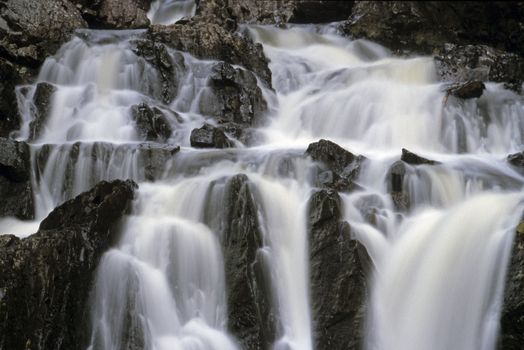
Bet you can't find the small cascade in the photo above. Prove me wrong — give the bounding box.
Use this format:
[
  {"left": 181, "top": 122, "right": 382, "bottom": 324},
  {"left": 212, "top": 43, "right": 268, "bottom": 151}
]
[{"left": 148, "top": 0, "right": 196, "bottom": 25}]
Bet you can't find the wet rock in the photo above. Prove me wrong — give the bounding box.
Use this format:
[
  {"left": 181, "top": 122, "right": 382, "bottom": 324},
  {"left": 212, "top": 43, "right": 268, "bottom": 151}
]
[
  {"left": 131, "top": 103, "right": 173, "bottom": 143},
  {"left": 199, "top": 62, "right": 267, "bottom": 126},
  {"left": 71, "top": 0, "right": 150, "bottom": 29},
  {"left": 190, "top": 123, "right": 233, "bottom": 149},
  {"left": 197, "top": 0, "right": 354, "bottom": 25},
  {"left": 131, "top": 40, "right": 185, "bottom": 104},
  {"left": 0, "top": 0, "right": 87, "bottom": 66},
  {"left": 0, "top": 179, "right": 137, "bottom": 350},
  {"left": 401, "top": 148, "right": 439, "bottom": 165},
  {"left": 308, "top": 189, "right": 371, "bottom": 350},
  {"left": 306, "top": 139, "right": 364, "bottom": 192},
  {"left": 387, "top": 160, "right": 410, "bottom": 212},
  {"left": 136, "top": 143, "right": 180, "bottom": 181},
  {"left": 444, "top": 81, "right": 486, "bottom": 99},
  {"left": 0, "top": 138, "right": 34, "bottom": 220},
  {"left": 28, "top": 82, "right": 56, "bottom": 141},
  {"left": 435, "top": 44, "right": 524, "bottom": 92},
  {"left": 507, "top": 151, "right": 524, "bottom": 170},
  {"left": 146, "top": 20, "right": 272, "bottom": 86},
  {"left": 499, "top": 221, "right": 524, "bottom": 350},
  {"left": 221, "top": 174, "right": 277, "bottom": 349},
  {"left": 344, "top": 2, "right": 524, "bottom": 56},
  {"left": 0, "top": 58, "right": 22, "bottom": 137}
]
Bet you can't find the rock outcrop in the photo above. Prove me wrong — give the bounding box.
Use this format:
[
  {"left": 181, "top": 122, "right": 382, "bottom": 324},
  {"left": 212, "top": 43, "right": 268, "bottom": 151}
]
[
  {"left": 131, "top": 103, "right": 173, "bottom": 143},
  {"left": 308, "top": 189, "right": 371, "bottom": 350},
  {"left": 0, "top": 179, "right": 137, "bottom": 350},
  {"left": 221, "top": 174, "right": 277, "bottom": 349},
  {"left": 71, "top": 0, "right": 150, "bottom": 29},
  {"left": 0, "top": 58, "right": 22, "bottom": 137},
  {"left": 28, "top": 82, "right": 56, "bottom": 141},
  {"left": 306, "top": 139, "right": 364, "bottom": 192},
  {"left": 190, "top": 123, "right": 233, "bottom": 149},
  {"left": 401, "top": 148, "right": 439, "bottom": 165},
  {"left": 499, "top": 220, "right": 524, "bottom": 350},
  {"left": 0, "top": 138, "right": 34, "bottom": 220}
]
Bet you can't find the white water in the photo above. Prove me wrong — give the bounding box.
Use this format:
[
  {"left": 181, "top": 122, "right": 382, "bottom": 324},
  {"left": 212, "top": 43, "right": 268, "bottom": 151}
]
[{"left": 1, "top": 6, "right": 523, "bottom": 350}]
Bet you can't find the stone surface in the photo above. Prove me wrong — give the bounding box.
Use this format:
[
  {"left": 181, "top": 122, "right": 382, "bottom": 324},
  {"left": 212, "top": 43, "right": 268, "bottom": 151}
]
[
  {"left": 507, "top": 151, "right": 524, "bottom": 170},
  {"left": 28, "top": 82, "right": 56, "bottom": 141},
  {"left": 0, "top": 58, "right": 21, "bottom": 137},
  {"left": 499, "top": 221, "right": 524, "bottom": 350},
  {"left": 306, "top": 139, "right": 364, "bottom": 192},
  {"left": 131, "top": 103, "right": 173, "bottom": 143},
  {"left": 387, "top": 160, "right": 410, "bottom": 212},
  {"left": 0, "top": 138, "right": 34, "bottom": 220},
  {"left": 309, "top": 189, "right": 371, "bottom": 350},
  {"left": 0, "top": 179, "right": 137, "bottom": 350},
  {"left": 70, "top": 0, "right": 150, "bottom": 29},
  {"left": 221, "top": 174, "right": 277, "bottom": 349},
  {"left": 401, "top": 148, "right": 439, "bottom": 165},
  {"left": 146, "top": 20, "right": 272, "bottom": 86},
  {"left": 190, "top": 123, "right": 233, "bottom": 149},
  {"left": 444, "top": 81, "right": 486, "bottom": 99},
  {"left": 0, "top": 0, "right": 86, "bottom": 66}
]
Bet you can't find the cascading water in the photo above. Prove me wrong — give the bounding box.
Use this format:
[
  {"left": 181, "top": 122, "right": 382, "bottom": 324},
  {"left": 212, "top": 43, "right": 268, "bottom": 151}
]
[{"left": 2, "top": 2, "right": 523, "bottom": 349}]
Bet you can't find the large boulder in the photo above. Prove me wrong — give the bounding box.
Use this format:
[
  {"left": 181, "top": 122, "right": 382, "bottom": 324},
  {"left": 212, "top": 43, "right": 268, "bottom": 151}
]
[
  {"left": 190, "top": 123, "right": 233, "bottom": 149},
  {"left": 308, "top": 189, "right": 371, "bottom": 350},
  {"left": 0, "top": 138, "right": 33, "bottom": 220},
  {"left": 71, "top": 0, "right": 150, "bottom": 29},
  {"left": 0, "top": 0, "right": 86, "bottom": 67},
  {"left": 306, "top": 139, "right": 364, "bottom": 192},
  {"left": 0, "top": 179, "right": 137, "bottom": 350},
  {"left": 196, "top": 0, "right": 354, "bottom": 26},
  {"left": 344, "top": 2, "right": 524, "bottom": 56},
  {"left": 499, "top": 220, "right": 524, "bottom": 350},
  {"left": 146, "top": 20, "right": 272, "bottom": 86},
  {"left": 221, "top": 174, "right": 277, "bottom": 349},
  {"left": 0, "top": 58, "right": 22, "bottom": 137}
]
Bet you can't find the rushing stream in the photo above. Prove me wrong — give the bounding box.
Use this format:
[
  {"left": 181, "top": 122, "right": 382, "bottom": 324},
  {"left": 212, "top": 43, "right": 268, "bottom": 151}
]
[{"left": 2, "top": 2, "right": 524, "bottom": 350}]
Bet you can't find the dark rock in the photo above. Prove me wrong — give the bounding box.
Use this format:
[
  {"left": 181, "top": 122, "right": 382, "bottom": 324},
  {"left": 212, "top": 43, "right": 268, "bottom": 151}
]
[
  {"left": 445, "top": 81, "right": 486, "bottom": 99},
  {"left": 0, "top": 58, "right": 22, "bottom": 137},
  {"left": 131, "top": 40, "right": 185, "bottom": 104},
  {"left": 499, "top": 221, "right": 524, "bottom": 350},
  {"left": 0, "top": 0, "right": 87, "bottom": 66},
  {"left": 0, "top": 138, "right": 34, "bottom": 220},
  {"left": 131, "top": 103, "right": 173, "bottom": 143},
  {"left": 435, "top": 44, "right": 524, "bottom": 92},
  {"left": 199, "top": 62, "right": 267, "bottom": 126},
  {"left": 71, "top": 0, "right": 150, "bottom": 29},
  {"left": 28, "top": 82, "right": 56, "bottom": 141},
  {"left": 197, "top": 0, "right": 353, "bottom": 25},
  {"left": 136, "top": 143, "right": 180, "bottom": 181},
  {"left": 401, "top": 148, "right": 439, "bottom": 165},
  {"left": 507, "top": 151, "right": 524, "bottom": 170},
  {"left": 0, "top": 179, "right": 137, "bottom": 350},
  {"left": 308, "top": 189, "right": 370, "bottom": 350},
  {"left": 221, "top": 174, "right": 277, "bottom": 349},
  {"left": 190, "top": 123, "right": 233, "bottom": 149},
  {"left": 344, "top": 2, "right": 524, "bottom": 57},
  {"left": 306, "top": 139, "right": 364, "bottom": 192},
  {"left": 387, "top": 160, "right": 410, "bottom": 211},
  {"left": 146, "top": 20, "right": 272, "bottom": 86}
]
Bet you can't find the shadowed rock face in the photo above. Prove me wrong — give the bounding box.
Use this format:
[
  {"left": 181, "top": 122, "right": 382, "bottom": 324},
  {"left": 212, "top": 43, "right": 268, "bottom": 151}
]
[
  {"left": 0, "top": 58, "right": 22, "bottom": 137},
  {"left": 220, "top": 174, "right": 277, "bottom": 349},
  {"left": 0, "top": 179, "right": 136, "bottom": 350},
  {"left": 131, "top": 103, "right": 173, "bottom": 143},
  {"left": 308, "top": 189, "right": 371, "bottom": 350},
  {"left": 499, "top": 221, "right": 524, "bottom": 350},
  {"left": 74, "top": 0, "right": 150, "bottom": 29},
  {"left": 28, "top": 82, "right": 56, "bottom": 141},
  {"left": 0, "top": 138, "right": 34, "bottom": 220},
  {"left": 190, "top": 123, "right": 233, "bottom": 149}
]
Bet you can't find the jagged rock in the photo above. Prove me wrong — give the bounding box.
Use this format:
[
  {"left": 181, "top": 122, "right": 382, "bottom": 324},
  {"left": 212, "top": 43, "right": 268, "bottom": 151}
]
[
  {"left": 507, "top": 151, "right": 524, "bottom": 170},
  {"left": 131, "top": 40, "right": 185, "bottom": 104},
  {"left": 0, "top": 0, "right": 87, "bottom": 66},
  {"left": 343, "top": 2, "right": 524, "bottom": 56},
  {"left": 196, "top": 0, "right": 354, "bottom": 25},
  {"left": 306, "top": 139, "right": 364, "bottom": 191},
  {"left": 146, "top": 20, "right": 272, "bottom": 86},
  {"left": 221, "top": 174, "right": 277, "bottom": 349},
  {"left": 401, "top": 148, "right": 439, "bottom": 165},
  {"left": 199, "top": 62, "right": 267, "bottom": 126},
  {"left": 71, "top": 0, "right": 150, "bottom": 29},
  {"left": 0, "top": 179, "right": 137, "bottom": 350},
  {"left": 190, "top": 123, "right": 233, "bottom": 149},
  {"left": 435, "top": 44, "right": 524, "bottom": 92},
  {"left": 28, "top": 82, "right": 56, "bottom": 141},
  {"left": 0, "top": 58, "right": 22, "bottom": 137},
  {"left": 308, "top": 189, "right": 370, "bottom": 350},
  {"left": 131, "top": 103, "right": 173, "bottom": 143},
  {"left": 499, "top": 221, "right": 524, "bottom": 350},
  {"left": 444, "top": 81, "right": 486, "bottom": 99},
  {"left": 0, "top": 138, "right": 33, "bottom": 220}
]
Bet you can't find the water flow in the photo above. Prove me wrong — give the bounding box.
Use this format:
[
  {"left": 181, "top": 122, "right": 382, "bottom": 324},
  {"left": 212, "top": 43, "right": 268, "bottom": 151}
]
[{"left": 148, "top": 0, "right": 196, "bottom": 25}]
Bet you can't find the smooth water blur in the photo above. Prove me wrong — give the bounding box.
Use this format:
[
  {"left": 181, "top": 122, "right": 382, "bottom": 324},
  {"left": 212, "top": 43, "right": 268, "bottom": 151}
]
[{"left": 2, "top": 15, "right": 523, "bottom": 350}]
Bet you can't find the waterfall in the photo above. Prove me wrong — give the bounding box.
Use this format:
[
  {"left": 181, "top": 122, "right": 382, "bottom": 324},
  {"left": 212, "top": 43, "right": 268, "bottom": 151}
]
[{"left": 2, "top": 4, "right": 523, "bottom": 350}]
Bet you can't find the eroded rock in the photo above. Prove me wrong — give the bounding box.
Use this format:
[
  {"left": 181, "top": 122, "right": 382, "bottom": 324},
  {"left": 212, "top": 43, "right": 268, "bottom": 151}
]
[
  {"left": 131, "top": 103, "right": 173, "bottom": 143},
  {"left": 190, "top": 123, "right": 233, "bottom": 149},
  {"left": 0, "top": 179, "right": 137, "bottom": 350}
]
